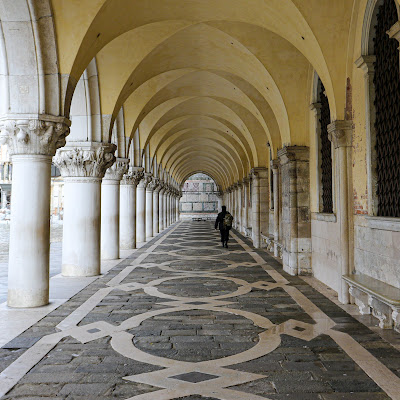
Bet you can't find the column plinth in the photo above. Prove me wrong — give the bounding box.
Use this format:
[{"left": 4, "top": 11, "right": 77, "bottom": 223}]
[
  {"left": 54, "top": 141, "right": 116, "bottom": 277},
  {"left": 0, "top": 115, "right": 70, "bottom": 307}
]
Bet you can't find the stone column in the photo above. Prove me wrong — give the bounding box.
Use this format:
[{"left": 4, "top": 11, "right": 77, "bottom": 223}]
[
  {"left": 0, "top": 116, "right": 70, "bottom": 307},
  {"left": 159, "top": 184, "right": 166, "bottom": 231},
  {"left": 176, "top": 193, "right": 180, "bottom": 221},
  {"left": 163, "top": 188, "right": 168, "bottom": 228},
  {"left": 54, "top": 142, "right": 116, "bottom": 277},
  {"left": 251, "top": 168, "right": 269, "bottom": 248},
  {"left": 278, "top": 146, "right": 311, "bottom": 276},
  {"left": 153, "top": 183, "right": 162, "bottom": 235},
  {"left": 1, "top": 188, "right": 8, "bottom": 210},
  {"left": 120, "top": 167, "right": 144, "bottom": 249},
  {"left": 146, "top": 177, "right": 159, "bottom": 239},
  {"left": 167, "top": 191, "right": 172, "bottom": 226},
  {"left": 272, "top": 159, "right": 281, "bottom": 257},
  {"left": 216, "top": 192, "right": 222, "bottom": 212},
  {"left": 242, "top": 178, "right": 249, "bottom": 232},
  {"left": 136, "top": 173, "right": 151, "bottom": 243},
  {"left": 101, "top": 158, "right": 129, "bottom": 260},
  {"left": 237, "top": 183, "right": 243, "bottom": 231},
  {"left": 328, "top": 120, "right": 353, "bottom": 304}
]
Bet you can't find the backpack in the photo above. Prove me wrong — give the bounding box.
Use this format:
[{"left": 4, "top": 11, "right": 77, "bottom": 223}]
[{"left": 223, "top": 212, "right": 233, "bottom": 229}]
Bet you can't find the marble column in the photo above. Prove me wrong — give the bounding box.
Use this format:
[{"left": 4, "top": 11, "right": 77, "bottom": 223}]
[
  {"left": 167, "top": 192, "right": 171, "bottom": 226},
  {"left": 159, "top": 184, "right": 166, "bottom": 231},
  {"left": 153, "top": 183, "right": 162, "bottom": 235},
  {"left": 271, "top": 159, "right": 281, "bottom": 257},
  {"left": 101, "top": 158, "right": 129, "bottom": 260},
  {"left": 278, "top": 146, "right": 311, "bottom": 276},
  {"left": 237, "top": 183, "right": 243, "bottom": 231},
  {"left": 328, "top": 120, "right": 353, "bottom": 304},
  {"left": 176, "top": 193, "right": 180, "bottom": 221},
  {"left": 1, "top": 188, "right": 8, "bottom": 210},
  {"left": 217, "top": 192, "right": 222, "bottom": 212},
  {"left": 55, "top": 142, "right": 116, "bottom": 277},
  {"left": 120, "top": 167, "right": 143, "bottom": 249},
  {"left": 251, "top": 168, "right": 269, "bottom": 248},
  {"left": 163, "top": 188, "right": 168, "bottom": 228},
  {"left": 136, "top": 173, "right": 152, "bottom": 243},
  {"left": 242, "top": 178, "right": 249, "bottom": 232},
  {"left": 146, "top": 177, "right": 159, "bottom": 239},
  {"left": 0, "top": 116, "right": 70, "bottom": 307}
]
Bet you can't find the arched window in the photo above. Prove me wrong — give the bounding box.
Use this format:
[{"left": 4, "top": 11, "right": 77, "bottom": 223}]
[
  {"left": 373, "top": 0, "right": 400, "bottom": 217},
  {"left": 318, "top": 79, "right": 333, "bottom": 214}
]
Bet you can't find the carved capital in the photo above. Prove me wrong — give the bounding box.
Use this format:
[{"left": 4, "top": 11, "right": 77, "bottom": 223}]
[
  {"left": 104, "top": 158, "right": 129, "bottom": 182},
  {"left": 0, "top": 115, "right": 70, "bottom": 157},
  {"left": 242, "top": 177, "right": 250, "bottom": 185},
  {"left": 53, "top": 142, "right": 116, "bottom": 179},
  {"left": 278, "top": 146, "right": 309, "bottom": 165},
  {"left": 147, "top": 177, "right": 160, "bottom": 192},
  {"left": 137, "top": 173, "right": 152, "bottom": 189},
  {"left": 251, "top": 167, "right": 268, "bottom": 179},
  {"left": 355, "top": 55, "right": 376, "bottom": 75},
  {"left": 328, "top": 120, "right": 353, "bottom": 148},
  {"left": 121, "top": 166, "right": 144, "bottom": 186},
  {"left": 271, "top": 158, "right": 280, "bottom": 172}
]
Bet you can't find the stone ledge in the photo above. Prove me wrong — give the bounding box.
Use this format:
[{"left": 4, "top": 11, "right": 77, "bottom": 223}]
[
  {"left": 365, "top": 216, "right": 400, "bottom": 232},
  {"left": 312, "top": 212, "right": 337, "bottom": 223}
]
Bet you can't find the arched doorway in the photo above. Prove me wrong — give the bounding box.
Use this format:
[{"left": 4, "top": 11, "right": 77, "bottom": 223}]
[{"left": 180, "top": 173, "right": 219, "bottom": 220}]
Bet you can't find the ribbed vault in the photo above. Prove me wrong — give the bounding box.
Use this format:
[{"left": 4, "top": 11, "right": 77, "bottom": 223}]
[{"left": 51, "top": 0, "right": 355, "bottom": 190}]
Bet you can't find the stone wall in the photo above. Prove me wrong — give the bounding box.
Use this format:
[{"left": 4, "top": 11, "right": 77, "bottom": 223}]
[
  {"left": 353, "top": 215, "right": 400, "bottom": 289},
  {"left": 180, "top": 173, "right": 219, "bottom": 218}
]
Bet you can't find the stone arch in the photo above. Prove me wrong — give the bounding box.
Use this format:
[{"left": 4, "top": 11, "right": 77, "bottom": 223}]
[{"left": 0, "top": 0, "right": 61, "bottom": 116}]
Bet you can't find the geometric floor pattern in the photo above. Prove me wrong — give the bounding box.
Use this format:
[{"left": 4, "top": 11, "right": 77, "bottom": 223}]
[{"left": 1, "top": 221, "right": 400, "bottom": 399}]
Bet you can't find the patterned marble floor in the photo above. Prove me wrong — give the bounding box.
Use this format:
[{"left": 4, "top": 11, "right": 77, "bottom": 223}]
[{"left": 1, "top": 221, "right": 400, "bottom": 399}]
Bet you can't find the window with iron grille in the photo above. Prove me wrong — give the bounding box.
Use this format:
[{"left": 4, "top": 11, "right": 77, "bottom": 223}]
[
  {"left": 373, "top": 0, "right": 400, "bottom": 217},
  {"left": 319, "top": 79, "right": 333, "bottom": 214}
]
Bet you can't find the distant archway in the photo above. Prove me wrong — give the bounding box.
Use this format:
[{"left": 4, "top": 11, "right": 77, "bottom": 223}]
[{"left": 180, "top": 173, "right": 219, "bottom": 220}]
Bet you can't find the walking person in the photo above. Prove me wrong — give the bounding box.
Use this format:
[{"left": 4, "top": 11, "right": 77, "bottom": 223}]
[{"left": 215, "top": 206, "right": 233, "bottom": 248}]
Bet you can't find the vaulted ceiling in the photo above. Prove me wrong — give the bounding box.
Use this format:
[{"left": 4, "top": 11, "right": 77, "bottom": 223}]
[{"left": 51, "top": 0, "right": 355, "bottom": 189}]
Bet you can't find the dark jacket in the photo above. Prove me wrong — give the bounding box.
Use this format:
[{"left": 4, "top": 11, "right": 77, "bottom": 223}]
[{"left": 215, "top": 211, "right": 233, "bottom": 230}]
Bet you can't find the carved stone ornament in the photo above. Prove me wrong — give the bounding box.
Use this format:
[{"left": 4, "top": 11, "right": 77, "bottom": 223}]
[
  {"left": 121, "top": 167, "right": 144, "bottom": 186},
  {"left": 137, "top": 173, "right": 152, "bottom": 189},
  {"left": 327, "top": 120, "right": 353, "bottom": 149},
  {"left": 147, "top": 178, "right": 160, "bottom": 192},
  {"left": 0, "top": 115, "right": 71, "bottom": 156},
  {"left": 104, "top": 158, "right": 129, "bottom": 181},
  {"left": 53, "top": 142, "right": 116, "bottom": 179}
]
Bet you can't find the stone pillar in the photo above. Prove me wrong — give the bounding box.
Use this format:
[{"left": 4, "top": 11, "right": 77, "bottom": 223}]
[
  {"left": 136, "top": 173, "right": 151, "bottom": 243},
  {"left": 242, "top": 178, "right": 249, "bottom": 232},
  {"left": 101, "top": 158, "right": 129, "bottom": 260},
  {"left": 237, "top": 183, "right": 243, "bottom": 231},
  {"left": 272, "top": 159, "right": 281, "bottom": 257},
  {"left": 1, "top": 188, "right": 8, "bottom": 210},
  {"left": 176, "top": 193, "right": 180, "bottom": 221},
  {"left": 328, "top": 121, "right": 353, "bottom": 304},
  {"left": 167, "top": 192, "right": 172, "bottom": 226},
  {"left": 0, "top": 116, "right": 70, "bottom": 307},
  {"left": 163, "top": 188, "right": 168, "bottom": 228},
  {"left": 278, "top": 146, "right": 311, "bottom": 276},
  {"left": 159, "top": 184, "right": 165, "bottom": 231},
  {"left": 216, "top": 192, "right": 222, "bottom": 212},
  {"left": 55, "top": 142, "right": 116, "bottom": 277},
  {"left": 120, "top": 167, "right": 143, "bottom": 249},
  {"left": 251, "top": 168, "right": 269, "bottom": 248},
  {"left": 146, "top": 177, "right": 159, "bottom": 239},
  {"left": 153, "top": 183, "right": 161, "bottom": 235}
]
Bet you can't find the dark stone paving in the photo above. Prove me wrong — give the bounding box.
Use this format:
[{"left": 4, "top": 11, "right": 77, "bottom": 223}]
[{"left": 0, "top": 221, "right": 399, "bottom": 399}]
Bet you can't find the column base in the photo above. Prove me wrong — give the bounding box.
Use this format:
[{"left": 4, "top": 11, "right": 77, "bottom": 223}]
[
  {"left": 62, "top": 264, "right": 100, "bottom": 277},
  {"left": 7, "top": 288, "right": 49, "bottom": 308}
]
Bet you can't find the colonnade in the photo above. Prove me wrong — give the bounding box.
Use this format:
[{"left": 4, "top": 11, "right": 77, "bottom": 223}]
[{"left": 2, "top": 127, "right": 181, "bottom": 308}]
